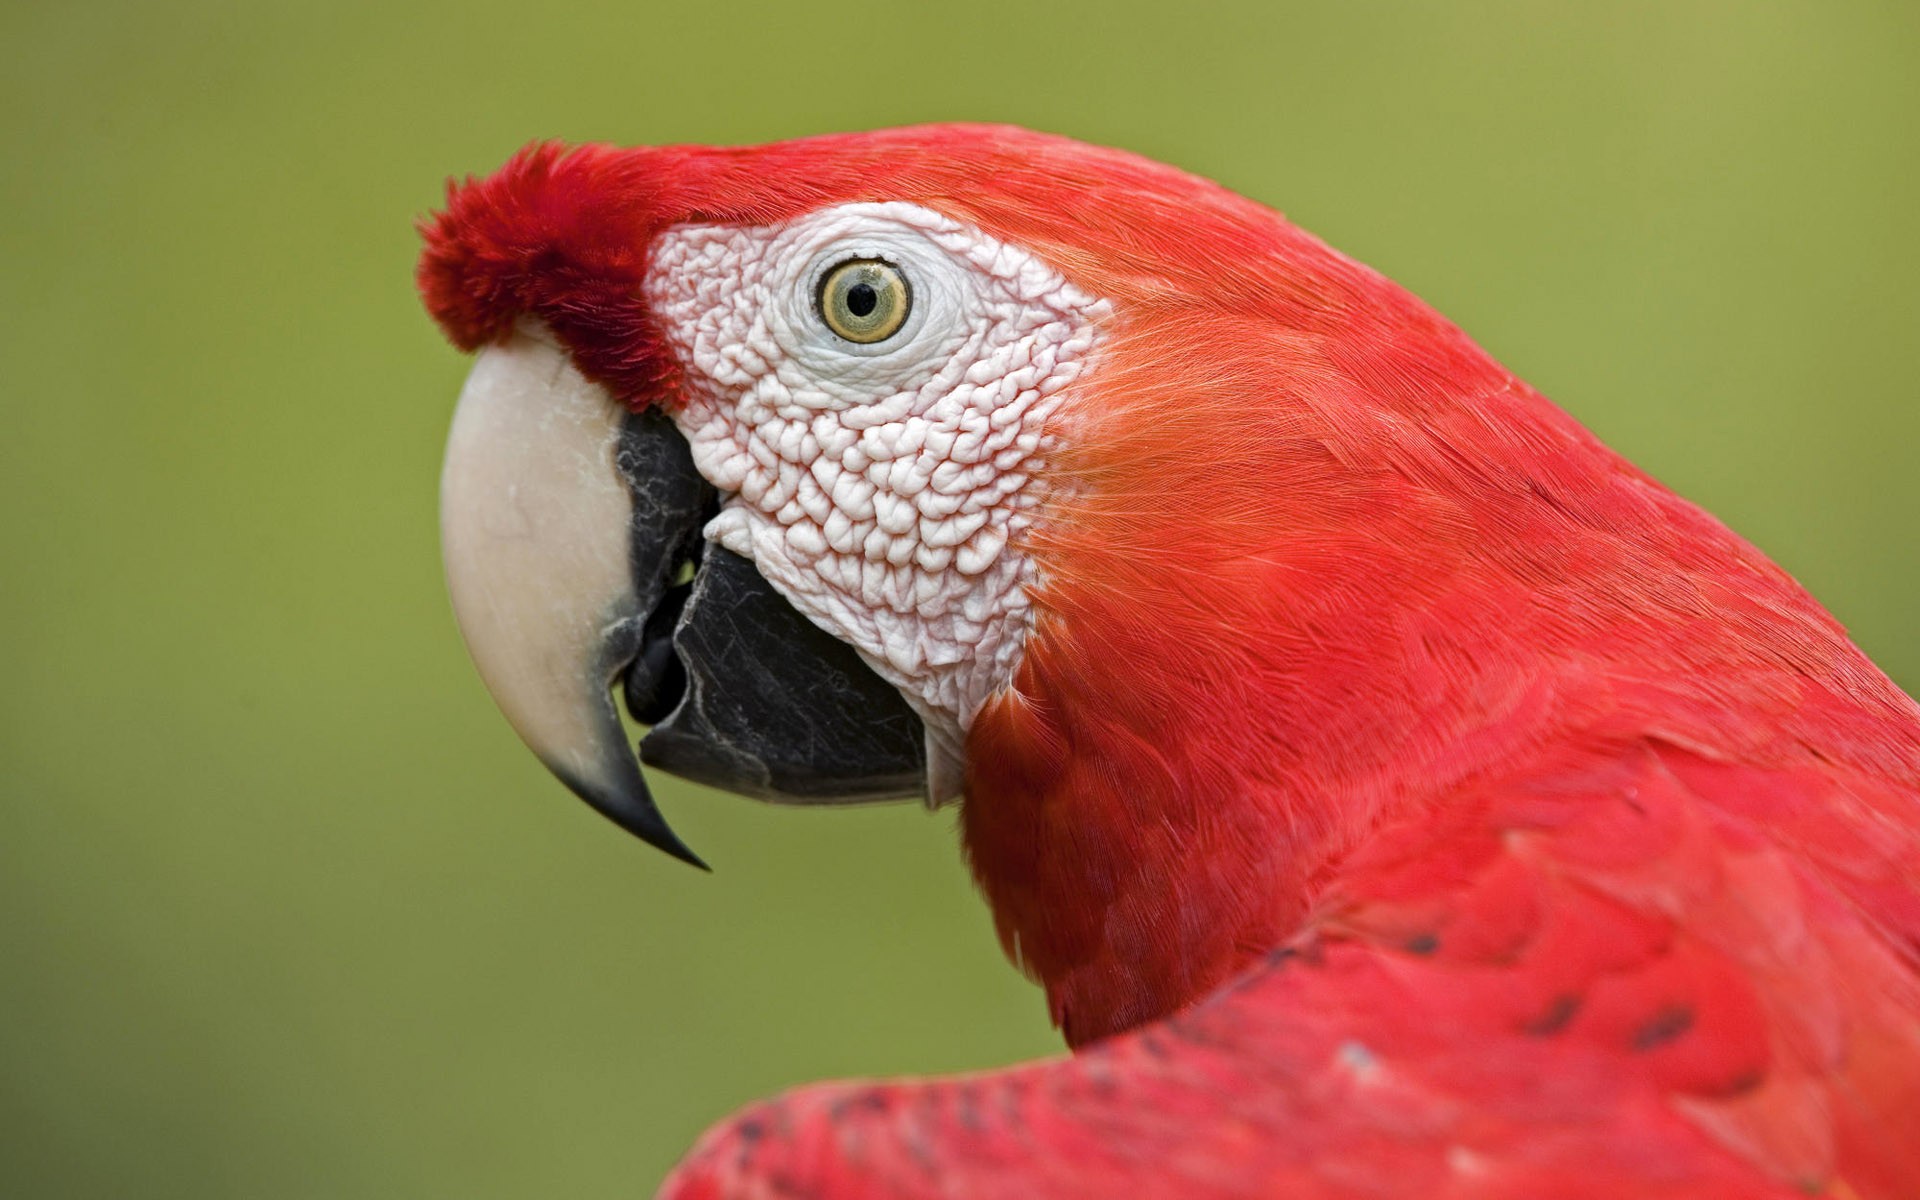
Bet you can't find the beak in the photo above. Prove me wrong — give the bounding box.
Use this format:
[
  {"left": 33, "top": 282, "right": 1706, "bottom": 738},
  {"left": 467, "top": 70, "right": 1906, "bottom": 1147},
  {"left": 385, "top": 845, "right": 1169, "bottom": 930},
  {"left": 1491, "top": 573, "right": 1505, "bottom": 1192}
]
[{"left": 439, "top": 328, "right": 924, "bottom": 868}]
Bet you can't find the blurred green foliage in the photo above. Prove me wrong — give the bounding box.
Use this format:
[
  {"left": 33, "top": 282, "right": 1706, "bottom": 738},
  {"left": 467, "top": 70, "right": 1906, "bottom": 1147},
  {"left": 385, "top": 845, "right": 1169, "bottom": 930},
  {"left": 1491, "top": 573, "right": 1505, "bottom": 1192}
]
[{"left": 2, "top": 1, "right": 1915, "bottom": 1195}]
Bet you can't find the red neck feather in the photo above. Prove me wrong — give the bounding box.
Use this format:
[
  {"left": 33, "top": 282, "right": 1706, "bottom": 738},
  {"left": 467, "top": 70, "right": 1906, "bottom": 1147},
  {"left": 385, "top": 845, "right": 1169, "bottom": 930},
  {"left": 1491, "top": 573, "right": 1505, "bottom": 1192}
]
[{"left": 961, "top": 269, "right": 1914, "bottom": 1046}]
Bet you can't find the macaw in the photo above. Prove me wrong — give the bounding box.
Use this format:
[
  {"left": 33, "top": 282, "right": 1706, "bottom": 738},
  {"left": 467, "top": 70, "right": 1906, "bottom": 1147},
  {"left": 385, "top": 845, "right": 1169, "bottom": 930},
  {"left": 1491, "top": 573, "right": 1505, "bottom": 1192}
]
[{"left": 419, "top": 125, "right": 1920, "bottom": 1198}]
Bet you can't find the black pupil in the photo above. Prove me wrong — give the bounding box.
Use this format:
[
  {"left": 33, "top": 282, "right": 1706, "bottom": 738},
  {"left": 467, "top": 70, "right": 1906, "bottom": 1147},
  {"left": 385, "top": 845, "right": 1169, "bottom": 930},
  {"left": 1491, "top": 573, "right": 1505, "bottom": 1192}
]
[{"left": 845, "top": 281, "right": 879, "bottom": 318}]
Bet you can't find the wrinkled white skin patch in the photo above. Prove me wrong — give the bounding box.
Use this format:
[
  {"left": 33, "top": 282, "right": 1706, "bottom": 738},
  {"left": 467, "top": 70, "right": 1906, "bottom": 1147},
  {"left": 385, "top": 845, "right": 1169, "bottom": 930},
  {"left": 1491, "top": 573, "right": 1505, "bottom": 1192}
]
[{"left": 646, "top": 202, "right": 1109, "bottom": 800}]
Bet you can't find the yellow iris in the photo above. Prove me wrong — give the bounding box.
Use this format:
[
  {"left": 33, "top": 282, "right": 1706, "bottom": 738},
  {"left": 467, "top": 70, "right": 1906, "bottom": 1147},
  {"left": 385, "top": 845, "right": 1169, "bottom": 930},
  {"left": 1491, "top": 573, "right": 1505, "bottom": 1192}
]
[{"left": 817, "top": 258, "right": 911, "bottom": 344}]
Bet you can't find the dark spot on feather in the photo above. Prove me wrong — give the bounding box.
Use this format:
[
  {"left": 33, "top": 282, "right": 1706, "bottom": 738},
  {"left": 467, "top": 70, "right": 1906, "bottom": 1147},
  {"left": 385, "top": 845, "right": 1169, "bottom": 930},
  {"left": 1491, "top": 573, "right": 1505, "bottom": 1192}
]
[
  {"left": 731, "top": 1107, "right": 778, "bottom": 1172},
  {"left": 1719, "top": 1068, "right": 1766, "bottom": 1097},
  {"left": 1632, "top": 1004, "right": 1695, "bottom": 1051},
  {"left": 1405, "top": 932, "right": 1440, "bottom": 956},
  {"left": 1079, "top": 1059, "right": 1121, "bottom": 1100},
  {"left": 1161, "top": 1005, "right": 1235, "bottom": 1050},
  {"left": 1523, "top": 993, "right": 1581, "bottom": 1036},
  {"left": 827, "top": 1088, "right": 892, "bottom": 1125},
  {"left": 953, "top": 1083, "right": 984, "bottom": 1131},
  {"left": 994, "top": 1075, "right": 1028, "bottom": 1133}
]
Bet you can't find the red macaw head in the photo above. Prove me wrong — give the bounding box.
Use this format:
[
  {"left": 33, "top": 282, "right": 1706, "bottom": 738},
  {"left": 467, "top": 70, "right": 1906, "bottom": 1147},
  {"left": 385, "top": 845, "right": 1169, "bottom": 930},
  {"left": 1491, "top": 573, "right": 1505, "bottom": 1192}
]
[{"left": 421, "top": 125, "right": 1836, "bottom": 1042}]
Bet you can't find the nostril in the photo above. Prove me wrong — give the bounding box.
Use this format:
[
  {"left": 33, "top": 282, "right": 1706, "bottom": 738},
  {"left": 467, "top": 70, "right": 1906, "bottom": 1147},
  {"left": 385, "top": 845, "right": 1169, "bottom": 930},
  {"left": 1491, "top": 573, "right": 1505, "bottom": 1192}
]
[{"left": 624, "top": 580, "right": 691, "bottom": 725}]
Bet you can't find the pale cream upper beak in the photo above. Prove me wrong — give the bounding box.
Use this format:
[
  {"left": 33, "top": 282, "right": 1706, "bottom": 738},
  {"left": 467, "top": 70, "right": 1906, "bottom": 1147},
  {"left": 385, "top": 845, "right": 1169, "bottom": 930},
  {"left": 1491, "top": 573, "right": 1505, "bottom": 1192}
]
[{"left": 440, "top": 327, "right": 703, "bottom": 865}]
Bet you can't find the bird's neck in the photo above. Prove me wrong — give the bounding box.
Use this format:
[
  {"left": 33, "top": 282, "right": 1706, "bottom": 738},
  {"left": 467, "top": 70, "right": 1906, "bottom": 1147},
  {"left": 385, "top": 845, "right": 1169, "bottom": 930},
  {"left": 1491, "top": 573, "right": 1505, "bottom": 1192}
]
[
  {"left": 961, "top": 534, "right": 1570, "bottom": 1046},
  {"left": 958, "top": 355, "right": 1905, "bottom": 1047}
]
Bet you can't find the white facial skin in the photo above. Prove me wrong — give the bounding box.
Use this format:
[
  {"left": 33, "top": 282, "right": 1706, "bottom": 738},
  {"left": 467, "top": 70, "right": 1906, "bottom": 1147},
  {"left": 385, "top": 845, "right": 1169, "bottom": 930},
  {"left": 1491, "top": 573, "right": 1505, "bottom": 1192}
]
[{"left": 646, "top": 203, "right": 1110, "bottom": 800}]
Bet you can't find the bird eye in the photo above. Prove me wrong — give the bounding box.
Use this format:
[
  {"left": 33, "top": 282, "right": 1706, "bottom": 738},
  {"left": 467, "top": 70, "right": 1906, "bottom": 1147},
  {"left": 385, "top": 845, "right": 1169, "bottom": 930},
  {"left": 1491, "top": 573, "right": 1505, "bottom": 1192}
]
[{"left": 816, "top": 258, "right": 911, "bottom": 344}]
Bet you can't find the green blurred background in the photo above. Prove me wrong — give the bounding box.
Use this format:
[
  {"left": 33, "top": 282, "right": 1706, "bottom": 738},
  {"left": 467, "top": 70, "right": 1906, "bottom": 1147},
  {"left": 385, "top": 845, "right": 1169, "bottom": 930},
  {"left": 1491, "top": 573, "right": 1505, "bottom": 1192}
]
[{"left": 3, "top": 1, "right": 1915, "bottom": 1195}]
